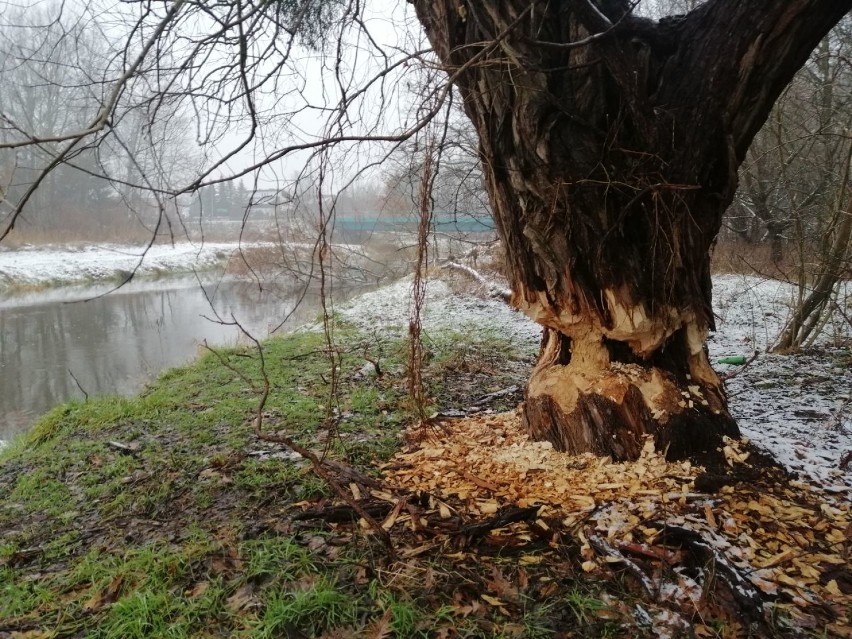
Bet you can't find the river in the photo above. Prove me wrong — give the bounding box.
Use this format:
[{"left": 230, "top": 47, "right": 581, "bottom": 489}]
[{"left": 0, "top": 275, "right": 360, "bottom": 442}]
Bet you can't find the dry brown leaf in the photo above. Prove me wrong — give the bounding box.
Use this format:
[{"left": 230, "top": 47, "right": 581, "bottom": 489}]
[
  {"left": 480, "top": 593, "right": 503, "bottom": 607},
  {"left": 516, "top": 567, "right": 529, "bottom": 590},
  {"left": 83, "top": 574, "right": 123, "bottom": 611},
  {"left": 486, "top": 566, "right": 520, "bottom": 604},
  {"left": 364, "top": 608, "right": 393, "bottom": 639},
  {"left": 185, "top": 582, "right": 210, "bottom": 598},
  {"left": 226, "top": 584, "right": 256, "bottom": 612}
]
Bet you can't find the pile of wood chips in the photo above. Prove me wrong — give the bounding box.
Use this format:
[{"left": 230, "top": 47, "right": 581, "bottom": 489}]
[{"left": 382, "top": 410, "right": 852, "bottom": 633}]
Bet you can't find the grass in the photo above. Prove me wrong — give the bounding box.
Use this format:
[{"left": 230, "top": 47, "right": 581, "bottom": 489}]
[
  {"left": 255, "top": 578, "right": 361, "bottom": 637},
  {"left": 4, "top": 268, "right": 845, "bottom": 637},
  {"left": 0, "top": 321, "right": 657, "bottom": 638}
]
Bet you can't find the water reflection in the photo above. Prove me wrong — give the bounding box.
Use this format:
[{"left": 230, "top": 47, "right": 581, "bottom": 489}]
[{"left": 0, "top": 276, "right": 355, "bottom": 440}]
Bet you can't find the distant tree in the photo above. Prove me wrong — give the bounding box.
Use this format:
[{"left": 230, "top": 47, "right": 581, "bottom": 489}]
[
  {"left": 0, "top": 3, "right": 197, "bottom": 240},
  {"left": 730, "top": 24, "right": 852, "bottom": 262},
  {"left": 235, "top": 181, "right": 250, "bottom": 219}
]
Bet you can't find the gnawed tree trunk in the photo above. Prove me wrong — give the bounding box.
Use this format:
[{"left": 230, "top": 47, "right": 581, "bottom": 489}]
[{"left": 413, "top": 0, "right": 852, "bottom": 462}]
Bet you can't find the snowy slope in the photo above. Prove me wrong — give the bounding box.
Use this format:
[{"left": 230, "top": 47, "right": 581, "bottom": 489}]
[
  {"left": 710, "top": 275, "right": 851, "bottom": 491},
  {"left": 0, "top": 243, "right": 253, "bottom": 290}
]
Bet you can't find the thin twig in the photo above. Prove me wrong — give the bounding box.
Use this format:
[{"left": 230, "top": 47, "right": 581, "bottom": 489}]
[
  {"left": 719, "top": 350, "right": 760, "bottom": 381},
  {"left": 67, "top": 369, "right": 89, "bottom": 402},
  {"left": 202, "top": 330, "right": 396, "bottom": 554}
]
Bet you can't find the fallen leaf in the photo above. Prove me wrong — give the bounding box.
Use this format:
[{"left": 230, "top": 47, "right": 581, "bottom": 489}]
[
  {"left": 185, "top": 582, "right": 210, "bottom": 598},
  {"left": 480, "top": 593, "right": 507, "bottom": 612},
  {"left": 364, "top": 608, "right": 393, "bottom": 639},
  {"left": 84, "top": 575, "right": 124, "bottom": 611},
  {"left": 486, "top": 566, "right": 520, "bottom": 604},
  {"left": 226, "top": 584, "right": 256, "bottom": 612}
]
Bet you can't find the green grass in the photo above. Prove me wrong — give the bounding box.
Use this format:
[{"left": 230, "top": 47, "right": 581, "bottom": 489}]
[
  {"left": 0, "top": 329, "right": 411, "bottom": 633},
  {"left": 240, "top": 537, "right": 317, "bottom": 581},
  {"left": 253, "top": 578, "right": 361, "bottom": 638},
  {"left": 563, "top": 587, "right": 609, "bottom": 625},
  {"left": 2, "top": 322, "right": 638, "bottom": 638}
]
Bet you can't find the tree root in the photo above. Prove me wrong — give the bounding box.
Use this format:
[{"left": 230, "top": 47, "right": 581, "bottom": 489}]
[{"left": 653, "top": 524, "right": 765, "bottom": 623}]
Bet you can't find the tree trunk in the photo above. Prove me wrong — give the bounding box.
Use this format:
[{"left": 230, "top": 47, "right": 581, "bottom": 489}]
[{"left": 413, "top": 0, "right": 852, "bottom": 462}]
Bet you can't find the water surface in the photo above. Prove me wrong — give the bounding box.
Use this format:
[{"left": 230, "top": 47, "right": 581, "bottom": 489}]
[{"left": 0, "top": 276, "right": 357, "bottom": 441}]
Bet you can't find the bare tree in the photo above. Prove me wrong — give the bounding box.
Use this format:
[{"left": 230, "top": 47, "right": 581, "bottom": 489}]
[
  {"left": 0, "top": 3, "right": 198, "bottom": 242},
  {"left": 714, "top": 20, "right": 852, "bottom": 349}
]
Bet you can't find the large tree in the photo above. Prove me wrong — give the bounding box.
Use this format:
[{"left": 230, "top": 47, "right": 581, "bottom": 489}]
[{"left": 411, "top": 0, "right": 852, "bottom": 462}]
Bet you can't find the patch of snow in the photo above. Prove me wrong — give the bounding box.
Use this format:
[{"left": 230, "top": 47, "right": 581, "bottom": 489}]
[
  {"left": 334, "top": 275, "right": 542, "bottom": 349},
  {"left": 709, "top": 275, "right": 851, "bottom": 490},
  {"left": 0, "top": 242, "right": 269, "bottom": 291}
]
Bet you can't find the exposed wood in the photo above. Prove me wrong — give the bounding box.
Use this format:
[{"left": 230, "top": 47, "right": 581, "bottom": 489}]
[{"left": 383, "top": 410, "right": 852, "bottom": 622}]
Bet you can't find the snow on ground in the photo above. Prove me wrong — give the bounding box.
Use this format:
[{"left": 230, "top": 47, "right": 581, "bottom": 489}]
[
  {"left": 338, "top": 271, "right": 852, "bottom": 491},
  {"left": 710, "top": 275, "right": 851, "bottom": 492},
  {"left": 0, "top": 242, "right": 265, "bottom": 291},
  {"left": 335, "top": 276, "right": 542, "bottom": 348}
]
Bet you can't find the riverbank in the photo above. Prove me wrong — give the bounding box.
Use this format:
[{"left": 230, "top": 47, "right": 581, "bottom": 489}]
[
  {"left": 0, "top": 275, "right": 541, "bottom": 638},
  {"left": 1, "top": 270, "right": 851, "bottom": 637},
  {"left": 0, "top": 242, "right": 267, "bottom": 293},
  {"left": 0, "top": 274, "right": 351, "bottom": 443},
  {"left": 0, "top": 240, "right": 388, "bottom": 294}
]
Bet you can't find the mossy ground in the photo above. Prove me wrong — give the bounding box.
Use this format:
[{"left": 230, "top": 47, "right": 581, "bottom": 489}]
[{"left": 1, "top": 325, "right": 636, "bottom": 638}]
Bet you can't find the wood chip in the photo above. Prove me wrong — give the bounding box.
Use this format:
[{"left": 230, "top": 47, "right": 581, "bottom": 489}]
[{"left": 380, "top": 409, "right": 852, "bottom": 621}]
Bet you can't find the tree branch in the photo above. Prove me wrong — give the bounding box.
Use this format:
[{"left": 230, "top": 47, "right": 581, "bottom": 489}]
[{"left": 677, "top": 0, "right": 852, "bottom": 161}]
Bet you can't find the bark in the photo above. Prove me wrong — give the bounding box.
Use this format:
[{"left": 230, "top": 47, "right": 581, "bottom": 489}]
[{"left": 412, "top": 0, "right": 852, "bottom": 462}]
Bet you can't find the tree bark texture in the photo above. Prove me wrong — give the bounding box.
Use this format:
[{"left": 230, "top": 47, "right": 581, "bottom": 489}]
[{"left": 412, "top": 0, "right": 852, "bottom": 462}]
